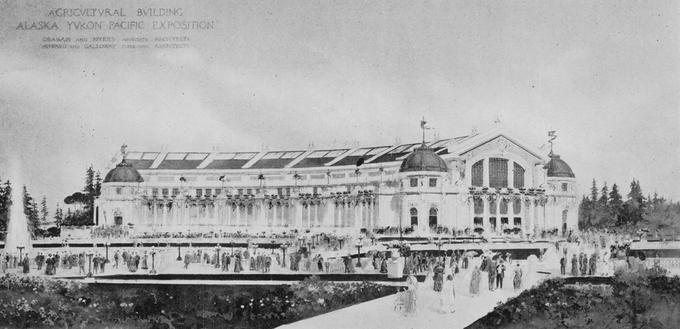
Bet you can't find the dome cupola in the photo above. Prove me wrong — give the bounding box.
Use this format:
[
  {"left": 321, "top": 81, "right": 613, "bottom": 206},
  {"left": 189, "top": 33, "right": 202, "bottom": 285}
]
[
  {"left": 103, "top": 159, "right": 144, "bottom": 183},
  {"left": 544, "top": 154, "right": 575, "bottom": 178},
  {"left": 399, "top": 143, "right": 448, "bottom": 173}
]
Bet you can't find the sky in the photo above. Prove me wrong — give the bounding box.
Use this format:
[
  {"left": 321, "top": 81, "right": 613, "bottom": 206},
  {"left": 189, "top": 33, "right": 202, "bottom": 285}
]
[{"left": 0, "top": 0, "right": 678, "bottom": 212}]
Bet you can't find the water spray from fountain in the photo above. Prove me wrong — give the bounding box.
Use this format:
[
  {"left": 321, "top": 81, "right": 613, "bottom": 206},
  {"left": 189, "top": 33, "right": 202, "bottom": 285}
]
[{"left": 5, "top": 157, "right": 32, "bottom": 257}]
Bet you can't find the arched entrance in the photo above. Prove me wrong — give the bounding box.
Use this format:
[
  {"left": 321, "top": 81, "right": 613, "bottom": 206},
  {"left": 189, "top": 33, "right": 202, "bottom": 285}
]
[
  {"left": 562, "top": 209, "right": 568, "bottom": 236},
  {"left": 410, "top": 208, "right": 418, "bottom": 226},
  {"left": 429, "top": 208, "right": 438, "bottom": 228}
]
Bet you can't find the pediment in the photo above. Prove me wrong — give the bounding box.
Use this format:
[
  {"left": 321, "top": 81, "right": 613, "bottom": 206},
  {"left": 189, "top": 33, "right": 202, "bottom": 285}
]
[{"left": 453, "top": 133, "right": 547, "bottom": 164}]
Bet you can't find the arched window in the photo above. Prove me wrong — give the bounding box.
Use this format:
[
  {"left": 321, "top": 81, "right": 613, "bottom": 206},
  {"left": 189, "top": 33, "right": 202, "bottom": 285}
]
[
  {"left": 474, "top": 198, "right": 483, "bottom": 214},
  {"left": 489, "top": 158, "right": 508, "bottom": 188},
  {"left": 562, "top": 209, "right": 568, "bottom": 236},
  {"left": 410, "top": 208, "right": 418, "bottom": 226},
  {"left": 471, "top": 160, "right": 483, "bottom": 187},
  {"left": 513, "top": 199, "right": 522, "bottom": 214},
  {"left": 500, "top": 199, "right": 508, "bottom": 214},
  {"left": 429, "top": 208, "right": 438, "bottom": 228},
  {"left": 513, "top": 163, "right": 525, "bottom": 188}
]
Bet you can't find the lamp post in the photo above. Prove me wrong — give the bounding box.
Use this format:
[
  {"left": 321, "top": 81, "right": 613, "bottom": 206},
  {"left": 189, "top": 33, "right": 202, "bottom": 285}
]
[
  {"left": 87, "top": 251, "right": 94, "bottom": 277},
  {"left": 17, "top": 245, "right": 25, "bottom": 263},
  {"left": 215, "top": 244, "right": 221, "bottom": 267},
  {"left": 281, "top": 242, "right": 290, "bottom": 268},
  {"left": 176, "top": 242, "right": 182, "bottom": 261},
  {"left": 355, "top": 241, "right": 362, "bottom": 267},
  {"left": 105, "top": 242, "right": 111, "bottom": 262},
  {"left": 149, "top": 248, "right": 157, "bottom": 274}
]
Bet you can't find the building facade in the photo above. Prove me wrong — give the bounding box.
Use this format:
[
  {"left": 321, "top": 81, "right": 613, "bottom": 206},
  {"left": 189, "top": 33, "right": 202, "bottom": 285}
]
[{"left": 95, "top": 126, "right": 578, "bottom": 237}]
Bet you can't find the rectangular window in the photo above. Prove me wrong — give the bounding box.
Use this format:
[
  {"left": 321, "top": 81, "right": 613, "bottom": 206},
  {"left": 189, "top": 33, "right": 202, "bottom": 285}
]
[
  {"left": 429, "top": 178, "right": 437, "bottom": 187},
  {"left": 205, "top": 189, "right": 212, "bottom": 196},
  {"left": 474, "top": 217, "right": 483, "bottom": 227},
  {"left": 489, "top": 158, "right": 508, "bottom": 188},
  {"left": 116, "top": 187, "right": 123, "bottom": 195},
  {"left": 561, "top": 183, "right": 568, "bottom": 192},
  {"left": 513, "top": 217, "right": 522, "bottom": 227},
  {"left": 214, "top": 189, "right": 221, "bottom": 196},
  {"left": 286, "top": 188, "right": 291, "bottom": 196},
  {"left": 172, "top": 188, "right": 180, "bottom": 196},
  {"left": 313, "top": 187, "right": 318, "bottom": 195},
  {"left": 513, "top": 163, "right": 525, "bottom": 188},
  {"left": 237, "top": 189, "right": 243, "bottom": 195},
  {"left": 410, "top": 178, "right": 418, "bottom": 187},
  {"left": 246, "top": 188, "right": 252, "bottom": 195},
  {"left": 489, "top": 200, "right": 497, "bottom": 214},
  {"left": 277, "top": 188, "right": 283, "bottom": 196},
  {"left": 196, "top": 189, "right": 203, "bottom": 197},
  {"left": 500, "top": 200, "right": 508, "bottom": 214},
  {"left": 151, "top": 188, "right": 158, "bottom": 197},
  {"left": 162, "top": 188, "right": 169, "bottom": 196}
]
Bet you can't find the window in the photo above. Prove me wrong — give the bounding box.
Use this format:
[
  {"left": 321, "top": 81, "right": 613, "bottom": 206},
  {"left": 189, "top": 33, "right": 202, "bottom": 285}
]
[
  {"left": 561, "top": 183, "right": 568, "bottom": 192},
  {"left": 489, "top": 200, "right": 497, "bottom": 214},
  {"left": 214, "top": 189, "right": 221, "bottom": 196},
  {"left": 246, "top": 189, "right": 252, "bottom": 195},
  {"left": 474, "top": 198, "right": 484, "bottom": 214},
  {"left": 489, "top": 158, "right": 508, "bottom": 188},
  {"left": 513, "top": 163, "right": 525, "bottom": 188},
  {"left": 313, "top": 187, "right": 318, "bottom": 194},
  {"left": 500, "top": 199, "right": 508, "bottom": 214},
  {"left": 172, "top": 188, "right": 180, "bottom": 197},
  {"left": 429, "top": 178, "right": 437, "bottom": 187},
  {"left": 116, "top": 187, "right": 123, "bottom": 195},
  {"left": 237, "top": 189, "right": 243, "bottom": 195},
  {"left": 277, "top": 188, "right": 283, "bottom": 196},
  {"left": 162, "top": 188, "right": 169, "bottom": 196},
  {"left": 471, "top": 160, "right": 483, "bottom": 187},
  {"left": 114, "top": 216, "right": 123, "bottom": 225},
  {"left": 513, "top": 199, "right": 522, "bottom": 214},
  {"left": 195, "top": 189, "right": 203, "bottom": 197},
  {"left": 513, "top": 218, "right": 522, "bottom": 227},
  {"left": 151, "top": 188, "right": 158, "bottom": 197},
  {"left": 410, "top": 178, "right": 418, "bottom": 187},
  {"left": 410, "top": 208, "right": 418, "bottom": 226},
  {"left": 474, "top": 217, "right": 483, "bottom": 227},
  {"left": 429, "top": 208, "right": 438, "bottom": 228},
  {"left": 286, "top": 188, "right": 291, "bottom": 196},
  {"left": 489, "top": 217, "right": 497, "bottom": 231},
  {"left": 205, "top": 189, "right": 212, "bottom": 196}
]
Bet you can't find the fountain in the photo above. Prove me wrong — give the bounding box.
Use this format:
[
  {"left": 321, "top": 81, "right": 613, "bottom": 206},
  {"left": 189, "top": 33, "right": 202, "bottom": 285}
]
[{"left": 5, "top": 157, "right": 32, "bottom": 256}]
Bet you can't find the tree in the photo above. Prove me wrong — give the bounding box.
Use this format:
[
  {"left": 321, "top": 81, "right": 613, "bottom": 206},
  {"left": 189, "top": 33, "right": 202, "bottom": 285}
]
[
  {"left": 590, "top": 179, "right": 599, "bottom": 203},
  {"left": 94, "top": 171, "right": 102, "bottom": 197},
  {"left": 40, "top": 196, "right": 49, "bottom": 224},
  {"left": 599, "top": 182, "right": 609, "bottom": 207},
  {"left": 53, "top": 203, "right": 64, "bottom": 228},
  {"left": 0, "top": 180, "right": 10, "bottom": 239},
  {"left": 23, "top": 186, "right": 41, "bottom": 238}
]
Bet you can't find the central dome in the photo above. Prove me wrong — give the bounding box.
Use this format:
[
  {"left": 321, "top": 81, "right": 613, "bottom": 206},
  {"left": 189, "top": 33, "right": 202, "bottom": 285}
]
[
  {"left": 399, "top": 143, "right": 448, "bottom": 173},
  {"left": 103, "top": 160, "right": 144, "bottom": 183}
]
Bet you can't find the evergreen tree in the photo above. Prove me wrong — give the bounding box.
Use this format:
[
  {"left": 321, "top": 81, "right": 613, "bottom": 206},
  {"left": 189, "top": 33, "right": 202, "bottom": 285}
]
[
  {"left": 0, "top": 180, "right": 10, "bottom": 238},
  {"left": 578, "top": 196, "right": 591, "bottom": 229},
  {"left": 94, "top": 171, "right": 102, "bottom": 197},
  {"left": 40, "top": 196, "right": 49, "bottom": 223},
  {"left": 590, "top": 179, "right": 599, "bottom": 203},
  {"left": 53, "top": 203, "right": 63, "bottom": 228},
  {"left": 609, "top": 183, "right": 623, "bottom": 209},
  {"left": 599, "top": 182, "right": 609, "bottom": 206},
  {"left": 84, "top": 165, "right": 96, "bottom": 212},
  {"left": 23, "top": 186, "right": 42, "bottom": 238}
]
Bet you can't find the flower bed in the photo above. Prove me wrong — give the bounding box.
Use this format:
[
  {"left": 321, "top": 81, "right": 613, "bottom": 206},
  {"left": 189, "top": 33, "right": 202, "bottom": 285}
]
[
  {"left": 468, "top": 264, "right": 680, "bottom": 329},
  {"left": 0, "top": 274, "right": 396, "bottom": 329}
]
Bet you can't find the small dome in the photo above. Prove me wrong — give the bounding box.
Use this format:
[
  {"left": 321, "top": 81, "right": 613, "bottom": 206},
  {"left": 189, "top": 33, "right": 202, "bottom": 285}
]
[
  {"left": 103, "top": 160, "right": 144, "bottom": 183},
  {"left": 399, "top": 144, "right": 448, "bottom": 173},
  {"left": 544, "top": 154, "right": 575, "bottom": 178}
]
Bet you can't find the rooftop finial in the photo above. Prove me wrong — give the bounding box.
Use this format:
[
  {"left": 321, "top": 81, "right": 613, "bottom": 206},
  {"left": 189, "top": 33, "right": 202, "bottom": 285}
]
[
  {"left": 494, "top": 113, "right": 502, "bottom": 126},
  {"left": 420, "top": 116, "right": 431, "bottom": 146},
  {"left": 548, "top": 130, "right": 557, "bottom": 156},
  {"left": 120, "top": 143, "right": 128, "bottom": 160}
]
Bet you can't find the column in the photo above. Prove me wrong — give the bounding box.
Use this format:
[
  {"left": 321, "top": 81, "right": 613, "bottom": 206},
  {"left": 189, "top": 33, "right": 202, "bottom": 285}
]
[
  {"left": 482, "top": 158, "right": 489, "bottom": 187},
  {"left": 482, "top": 197, "right": 490, "bottom": 232},
  {"left": 295, "top": 202, "right": 303, "bottom": 230}
]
